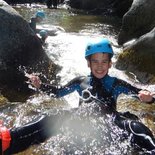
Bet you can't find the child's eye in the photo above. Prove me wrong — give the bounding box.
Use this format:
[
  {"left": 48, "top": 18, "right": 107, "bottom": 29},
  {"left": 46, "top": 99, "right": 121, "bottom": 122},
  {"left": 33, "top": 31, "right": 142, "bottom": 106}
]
[
  {"left": 91, "top": 60, "right": 98, "bottom": 63},
  {"left": 102, "top": 60, "right": 109, "bottom": 63},
  {"left": 91, "top": 60, "right": 109, "bottom": 64}
]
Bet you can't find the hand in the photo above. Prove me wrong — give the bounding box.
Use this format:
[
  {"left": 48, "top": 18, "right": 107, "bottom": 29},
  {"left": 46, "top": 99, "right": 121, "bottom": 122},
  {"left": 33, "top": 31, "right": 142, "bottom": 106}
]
[
  {"left": 25, "top": 73, "right": 41, "bottom": 89},
  {"left": 138, "top": 90, "right": 154, "bottom": 103}
]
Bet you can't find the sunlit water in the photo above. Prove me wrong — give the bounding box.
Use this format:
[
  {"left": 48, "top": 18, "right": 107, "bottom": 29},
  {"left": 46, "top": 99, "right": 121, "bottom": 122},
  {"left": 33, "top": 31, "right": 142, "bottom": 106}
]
[
  {"left": 16, "top": 4, "right": 124, "bottom": 107},
  {"left": 1, "top": 3, "right": 154, "bottom": 155}
]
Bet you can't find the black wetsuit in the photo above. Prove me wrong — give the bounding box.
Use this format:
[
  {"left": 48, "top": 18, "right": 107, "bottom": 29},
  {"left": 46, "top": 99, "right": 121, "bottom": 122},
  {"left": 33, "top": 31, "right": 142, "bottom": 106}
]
[
  {"left": 3, "top": 75, "right": 155, "bottom": 154},
  {"left": 4, "top": 109, "right": 74, "bottom": 154},
  {"left": 29, "top": 17, "right": 36, "bottom": 33},
  {"left": 40, "top": 74, "right": 143, "bottom": 109}
]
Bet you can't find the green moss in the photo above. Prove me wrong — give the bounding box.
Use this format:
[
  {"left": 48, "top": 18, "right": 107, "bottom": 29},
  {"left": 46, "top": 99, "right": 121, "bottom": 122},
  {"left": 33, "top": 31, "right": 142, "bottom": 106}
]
[
  {"left": 148, "top": 76, "right": 155, "bottom": 84},
  {"left": 0, "top": 95, "right": 8, "bottom": 106},
  {"left": 119, "top": 49, "right": 155, "bottom": 74},
  {"left": 136, "top": 52, "right": 155, "bottom": 74}
]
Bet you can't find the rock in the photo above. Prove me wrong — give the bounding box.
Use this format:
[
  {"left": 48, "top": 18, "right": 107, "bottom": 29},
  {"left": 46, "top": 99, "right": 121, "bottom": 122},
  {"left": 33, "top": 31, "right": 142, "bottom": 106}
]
[
  {"left": 111, "top": 0, "right": 133, "bottom": 17},
  {"left": 68, "top": 0, "right": 133, "bottom": 16},
  {"left": 0, "top": 0, "right": 57, "bottom": 101},
  {"left": 116, "top": 27, "right": 155, "bottom": 84},
  {"left": 118, "top": 0, "right": 155, "bottom": 45},
  {"left": 0, "top": 94, "right": 8, "bottom": 106}
]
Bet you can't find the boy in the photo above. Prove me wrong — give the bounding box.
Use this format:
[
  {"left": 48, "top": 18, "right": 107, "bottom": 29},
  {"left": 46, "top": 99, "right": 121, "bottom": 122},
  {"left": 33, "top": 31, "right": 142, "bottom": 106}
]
[
  {"left": 28, "top": 38, "right": 155, "bottom": 107},
  {"left": 29, "top": 11, "right": 45, "bottom": 33},
  {"left": 39, "top": 29, "right": 48, "bottom": 45},
  {"left": 1, "top": 38, "right": 155, "bottom": 154}
]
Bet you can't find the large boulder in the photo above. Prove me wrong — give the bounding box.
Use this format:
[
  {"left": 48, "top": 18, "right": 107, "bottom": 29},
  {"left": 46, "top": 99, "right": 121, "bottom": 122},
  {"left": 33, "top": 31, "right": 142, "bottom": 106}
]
[
  {"left": 115, "top": 27, "right": 155, "bottom": 84},
  {"left": 0, "top": 0, "right": 55, "bottom": 101},
  {"left": 111, "top": 0, "right": 133, "bottom": 17},
  {"left": 118, "top": 0, "right": 155, "bottom": 45},
  {"left": 68, "top": 0, "right": 133, "bottom": 17}
]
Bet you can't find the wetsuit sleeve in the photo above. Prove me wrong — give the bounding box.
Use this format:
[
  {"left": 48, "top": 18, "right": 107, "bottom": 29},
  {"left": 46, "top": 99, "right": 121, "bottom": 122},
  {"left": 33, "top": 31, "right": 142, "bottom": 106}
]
[
  {"left": 113, "top": 78, "right": 155, "bottom": 103},
  {"left": 40, "top": 76, "right": 86, "bottom": 98},
  {"left": 112, "top": 78, "right": 141, "bottom": 101},
  {"left": 40, "top": 83, "right": 58, "bottom": 96}
]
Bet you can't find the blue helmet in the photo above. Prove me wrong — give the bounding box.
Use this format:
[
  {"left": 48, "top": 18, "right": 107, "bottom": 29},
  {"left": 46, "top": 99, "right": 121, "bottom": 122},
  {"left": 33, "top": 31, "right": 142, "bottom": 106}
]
[
  {"left": 39, "top": 30, "right": 48, "bottom": 37},
  {"left": 85, "top": 38, "right": 113, "bottom": 58},
  {"left": 35, "top": 11, "right": 45, "bottom": 18}
]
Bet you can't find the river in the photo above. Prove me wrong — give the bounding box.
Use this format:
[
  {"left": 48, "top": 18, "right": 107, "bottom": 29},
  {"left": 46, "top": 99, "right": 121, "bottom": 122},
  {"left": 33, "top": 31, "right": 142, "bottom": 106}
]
[
  {"left": 15, "top": 3, "right": 127, "bottom": 107},
  {"left": 1, "top": 3, "right": 154, "bottom": 155}
]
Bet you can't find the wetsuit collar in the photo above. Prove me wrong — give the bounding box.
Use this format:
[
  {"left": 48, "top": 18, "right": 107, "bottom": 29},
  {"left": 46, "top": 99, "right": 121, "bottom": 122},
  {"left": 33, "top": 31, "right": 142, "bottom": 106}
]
[{"left": 90, "top": 73, "right": 109, "bottom": 82}]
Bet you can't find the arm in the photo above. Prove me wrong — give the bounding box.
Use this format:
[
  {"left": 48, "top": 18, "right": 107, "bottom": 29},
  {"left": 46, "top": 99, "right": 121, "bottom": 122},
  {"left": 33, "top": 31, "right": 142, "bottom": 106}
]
[
  {"left": 113, "top": 78, "right": 155, "bottom": 103},
  {"left": 41, "top": 76, "right": 86, "bottom": 97},
  {"left": 26, "top": 74, "right": 86, "bottom": 97}
]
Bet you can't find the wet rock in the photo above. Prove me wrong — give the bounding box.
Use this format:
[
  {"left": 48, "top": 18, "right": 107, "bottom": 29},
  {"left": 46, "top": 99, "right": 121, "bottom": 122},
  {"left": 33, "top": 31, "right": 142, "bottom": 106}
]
[
  {"left": 68, "top": 0, "right": 132, "bottom": 17},
  {"left": 111, "top": 0, "right": 133, "bottom": 17},
  {"left": 116, "top": 27, "right": 155, "bottom": 84},
  {"left": 118, "top": 0, "right": 155, "bottom": 45},
  {"left": 0, "top": 0, "right": 56, "bottom": 101},
  {"left": 0, "top": 94, "right": 8, "bottom": 106}
]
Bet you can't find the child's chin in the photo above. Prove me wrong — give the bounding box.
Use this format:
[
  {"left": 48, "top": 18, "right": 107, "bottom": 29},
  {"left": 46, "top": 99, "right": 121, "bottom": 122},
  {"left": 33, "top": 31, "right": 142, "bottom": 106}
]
[{"left": 95, "top": 74, "right": 104, "bottom": 79}]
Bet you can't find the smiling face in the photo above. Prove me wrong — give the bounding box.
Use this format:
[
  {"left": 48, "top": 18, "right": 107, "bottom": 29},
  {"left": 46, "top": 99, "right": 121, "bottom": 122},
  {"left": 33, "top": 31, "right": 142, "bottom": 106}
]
[{"left": 87, "top": 53, "right": 112, "bottom": 79}]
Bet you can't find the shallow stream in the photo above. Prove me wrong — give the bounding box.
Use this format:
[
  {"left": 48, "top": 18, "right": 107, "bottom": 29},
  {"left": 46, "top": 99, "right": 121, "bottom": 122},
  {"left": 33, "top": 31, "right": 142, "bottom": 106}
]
[{"left": 1, "top": 3, "right": 155, "bottom": 155}]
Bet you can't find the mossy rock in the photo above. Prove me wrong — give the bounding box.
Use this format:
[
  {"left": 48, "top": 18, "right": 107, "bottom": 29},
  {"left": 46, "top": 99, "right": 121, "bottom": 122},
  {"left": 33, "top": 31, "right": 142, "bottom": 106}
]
[
  {"left": 116, "top": 48, "right": 155, "bottom": 83},
  {"left": 118, "top": 48, "right": 155, "bottom": 74},
  {"left": 0, "top": 94, "right": 9, "bottom": 106}
]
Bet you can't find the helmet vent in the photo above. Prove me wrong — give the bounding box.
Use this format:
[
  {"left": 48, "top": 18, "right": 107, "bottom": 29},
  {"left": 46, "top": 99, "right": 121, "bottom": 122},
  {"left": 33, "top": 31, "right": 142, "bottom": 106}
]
[
  {"left": 87, "top": 45, "right": 91, "bottom": 51},
  {"left": 108, "top": 44, "right": 111, "bottom": 49}
]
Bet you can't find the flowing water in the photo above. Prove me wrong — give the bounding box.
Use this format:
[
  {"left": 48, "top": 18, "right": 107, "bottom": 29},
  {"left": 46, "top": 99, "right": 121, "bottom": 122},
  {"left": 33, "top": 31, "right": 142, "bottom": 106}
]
[
  {"left": 1, "top": 3, "right": 155, "bottom": 155},
  {"left": 15, "top": 3, "right": 125, "bottom": 107}
]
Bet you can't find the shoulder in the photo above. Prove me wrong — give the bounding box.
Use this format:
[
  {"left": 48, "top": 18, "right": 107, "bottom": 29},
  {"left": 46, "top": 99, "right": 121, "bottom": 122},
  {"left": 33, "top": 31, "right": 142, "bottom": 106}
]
[
  {"left": 113, "top": 77, "right": 131, "bottom": 87},
  {"left": 102, "top": 74, "right": 116, "bottom": 84},
  {"left": 64, "top": 76, "right": 87, "bottom": 87},
  {"left": 112, "top": 77, "right": 141, "bottom": 93},
  {"left": 71, "top": 76, "right": 87, "bottom": 84}
]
